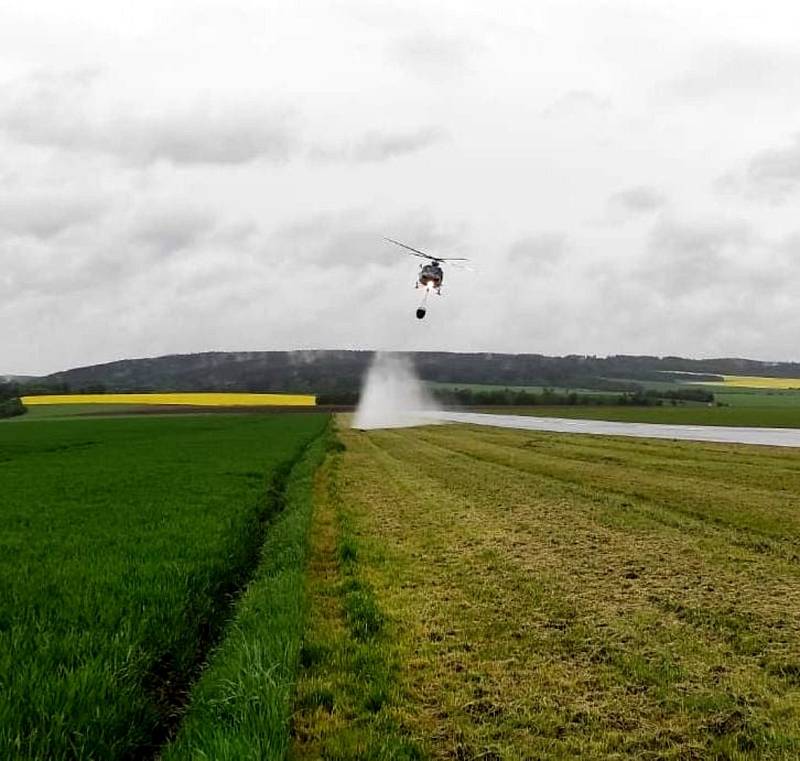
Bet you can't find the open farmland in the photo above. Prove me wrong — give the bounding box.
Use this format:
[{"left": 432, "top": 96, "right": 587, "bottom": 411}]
[
  {"left": 0, "top": 412, "right": 327, "bottom": 759},
  {"left": 710, "top": 389, "right": 800, "bottom": 408},
  {"left": 17, "top": 403, "right": 153, "bottom": 419},
  {"left": 293, "top": 420, "right": 800, "bottom": 759},
  {"left": 708, "top": 377, "right": 800, "bottom": 390},
  {"left": 21, "top": 392, "right": 316, "bottom": 407}
]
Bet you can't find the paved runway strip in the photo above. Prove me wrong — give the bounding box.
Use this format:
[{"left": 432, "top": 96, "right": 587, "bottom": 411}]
[{"left": 434, "top": 411, "right": 800, "bottom": 448}]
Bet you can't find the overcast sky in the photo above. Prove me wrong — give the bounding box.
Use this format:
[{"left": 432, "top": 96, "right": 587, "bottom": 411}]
[{"left": 3, "top": 0, "right": 800, "bottom": 374}]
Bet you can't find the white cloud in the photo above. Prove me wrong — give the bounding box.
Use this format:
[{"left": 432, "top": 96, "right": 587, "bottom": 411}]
[
  {"left": 3, "top": 0, "right": 800, "bottom": 372},
  {"left": 669, "top": 43, "right": 800, "bottom": 99}
]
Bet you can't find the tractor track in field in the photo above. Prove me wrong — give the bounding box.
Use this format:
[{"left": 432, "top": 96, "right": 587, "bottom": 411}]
[{"left": 141, "top": 438, "right": 314, "bottom": 760}]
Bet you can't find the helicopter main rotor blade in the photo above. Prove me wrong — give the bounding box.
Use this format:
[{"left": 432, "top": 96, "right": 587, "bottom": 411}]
[
  {"left": 384, "top": 237, "right": 438, "bottom": 261},
  {"left": 384, "top": 237, "right": 470, "bottom": 262}
]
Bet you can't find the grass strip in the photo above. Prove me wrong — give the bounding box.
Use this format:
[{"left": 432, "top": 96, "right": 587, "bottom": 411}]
[
  {"left": 161, "top": 424, "right": 331, "bottom": 760},
  {"left": 291, "top": 433, "right": 423, "bottom": 760}
]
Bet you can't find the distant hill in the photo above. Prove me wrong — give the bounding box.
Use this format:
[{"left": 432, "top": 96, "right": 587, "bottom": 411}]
[{"left": 22, "top": 350, "right": 800, "bottom": 395}]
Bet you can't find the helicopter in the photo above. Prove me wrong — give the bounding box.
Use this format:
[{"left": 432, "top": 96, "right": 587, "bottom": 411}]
[{"left": 384, "top": 237, "right": 470, "bottom": 319}]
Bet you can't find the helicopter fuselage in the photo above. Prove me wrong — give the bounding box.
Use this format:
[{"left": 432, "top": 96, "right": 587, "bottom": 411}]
[{"left": 418, "top": 262, "right": 444, "bottom": 291}]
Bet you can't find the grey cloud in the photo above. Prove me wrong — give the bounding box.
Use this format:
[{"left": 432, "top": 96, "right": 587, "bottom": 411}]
[
  {"left": 542, "top": 90, "right": 611, "bottom": 118},
  {"left": 116, "top": 110, "right": 294, "bottom": 165},
  {"left": 584, "top": 215, "right": 799, "bottom": 358},
  {"left": 669, "top": 44, "right": 800, "bottom": 99},
  {"left": 507, "top": 233, "right": 567, "bottom": 273},
  {"left": 0, "top": 191, "right": 107, "bottom": 238},
  {"left": 0, "top": 71, "right": 296, "bottom": 166},
  {"left": 310, "top": 127, "right": 447, "bottom": 164},
  {"left": 742, "top": 134, "right": 800, "bottom": 202},
  {"left": 0, "top": 191, "right": 238, "bottom": 307},
  {"left": 2, "top": 71, "right": 445, "bottom": 168},
  {"left": 608, "top": 186, "right": 666, "bottom": 216},
  {"left": 353, "top": 128, "right": 446, "bottom": 162},
  {"left": 270, "top": 210, "right": 379, "bottom": 265},
  {"left": 389, "top": 32, "right": 479, "bottom": 79},
  {"left": 130, "top": 207, "right": 215, "bottom": 254},
  {"left": 642, "top": 217, "right": 754, "bottom": 297}
]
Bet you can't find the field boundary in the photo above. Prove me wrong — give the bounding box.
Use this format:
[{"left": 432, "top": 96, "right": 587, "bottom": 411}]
[
  {"left": 143, "top": 430, "right": 318, "bottom": 754},
  {"left": 160, "top": 420, "right": 332, "bottom": 759}
]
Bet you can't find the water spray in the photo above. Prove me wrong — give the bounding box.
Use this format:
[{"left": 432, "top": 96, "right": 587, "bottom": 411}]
[
  {"left": 352, "top": 353, "right": 441, "bottom": 430},
  {"left": 416, "top": 286, "right": 432, "bottom": 319}
]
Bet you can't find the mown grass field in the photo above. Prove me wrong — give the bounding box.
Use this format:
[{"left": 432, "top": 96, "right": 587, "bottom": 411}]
[
  {"left": 0, "top": 412, "right": 327, "bottom": 759},
  {"left": 477, "top": 405, "right": 800, "bottom": 428},
  {"left": 293, "top": 420, "right": 800, "bottom": 759}
]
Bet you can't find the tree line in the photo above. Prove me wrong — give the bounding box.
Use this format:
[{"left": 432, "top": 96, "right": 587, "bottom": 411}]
[
  {"left": 0, "top": 381, "right": 26, "bottom": 418},
  {"left": 317, "top": 386, "right": 714, "bottom": 407},
  {"left": 29, "top": 349, "right": 800, "bottom": 395},
  {"left": 432, "top": 386, "right": 714, "bottom": 407},
  {"left": 30, "top": 350, "right": 736, "bottom": 394}
]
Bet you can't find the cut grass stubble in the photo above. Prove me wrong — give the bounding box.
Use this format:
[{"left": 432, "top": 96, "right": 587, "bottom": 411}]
[
  {"left": 292, "top": 419, "right": 800, "bottom": 759},
  {"left": 291, "top": 433, "right": 423, "bottom": 760}
]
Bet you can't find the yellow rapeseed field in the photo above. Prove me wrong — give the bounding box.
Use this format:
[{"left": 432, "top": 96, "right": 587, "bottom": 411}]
[
  {"left": 698, "top": 375, "right": 800, "bottom": 389},
  {"left": 21, "top": 393, "right": 316, "bottom": 407}
]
